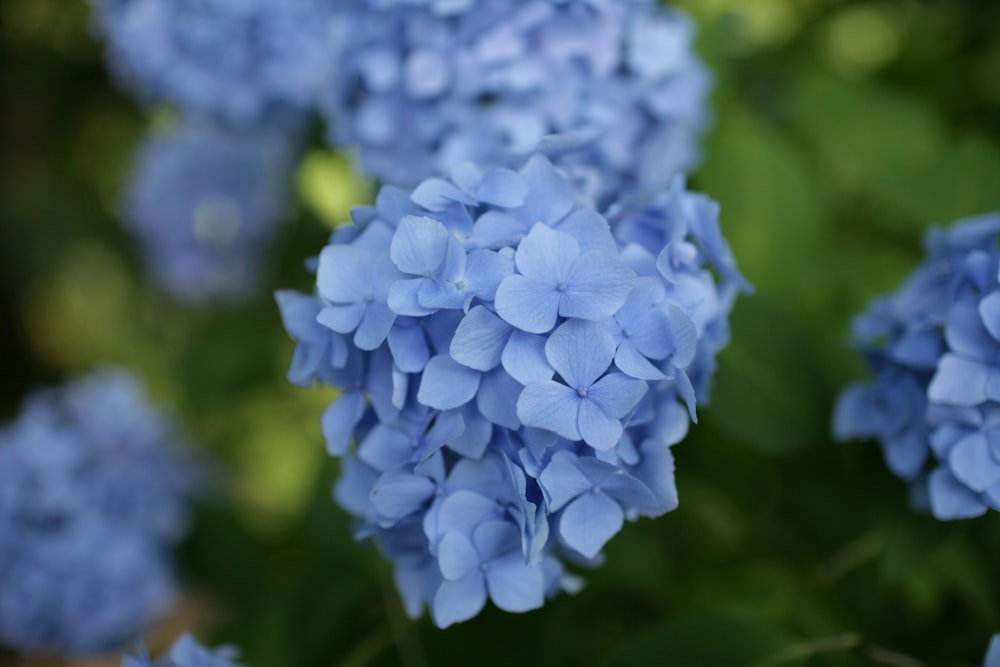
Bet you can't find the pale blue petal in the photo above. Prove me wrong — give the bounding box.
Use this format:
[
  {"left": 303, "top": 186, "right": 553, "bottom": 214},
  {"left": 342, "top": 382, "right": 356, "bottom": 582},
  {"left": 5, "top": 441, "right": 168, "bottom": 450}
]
[
  {"left": 494, "top": 275, "right": 560, "bottom": 334},
  {"left": 485, "top": 551, "right": 545, "bottom": 613},
  {"left": 501, "top": 330, "right": 552, "bottom": 385},
  {"left": 614, "top": 341, "right": 666, "bottom": 380},
  {"left": 577, "top": 399, "right": 623, "bottom": 451},
  {"left": 451, "top": 306, "right": 510, "bottom": 371},
  {"left": 417, "top": 354, "right": 481, "bottom": 410},
  {"left": 317, "top": 303, "right": 365, "bottom": 335},
  {"left": 979, "top": 292, "right": 1000, "bottom": 341},
  {"left": 433, "top": 490, "right": 498, "bottom": 536},
  {"left": 667, "top": 305, "right": 698, "bottom": 368},
  {"left": 514, "top": 223, "right": 579, "bottom": 282},
  {"left": 559, "top": 492, "right": 623, "bottom": 558},
  {"left": 472, "top": 520, "right": 521, "bottom": 562},
  {"left": 515, "top": 155, "right": 574, "bottom": 225},
  {"left": 437, "top": 532, "right": 479, "bottom": 581},
  {"left": 388, "top": 278, "right": 437, "bottom": 317},
  {"left": 557, "top": 209, "right": 617, "bottom": 254},
  {"left": 370, "top": 468, "right": 436, "bottom": 521},
  {"left": 388, "top": 322, "right": 430, "bottom": 373},
  {"left": 358, "top": 424, "right": 412, "bottom": 471},
  {"left": 577, "top": 457, "right": 658, "bottom": 510},
  {"left": 928, "top": 467, "right": 988, "bottom": 520},
  {"left": 631, "top": 441, "right": 680, "bottom": 517},
  {"left": 447, "top": 456, "right": 505, "bottom": 494},
  {"left": 477, "top": 368, "right": 523, "bottom": 431},
  {"left": 476, "top": 168, "right": 528, "bottom": 208},
  {"left": 945, "top": 301, "right": 993, "bottom": 358},
  {"left": 949, "top": 434, "right": 1000, "bottom": 492},
  {"left": 984, "top": 634, "right": 1000, "bottom": 667},
  {"left": 472, "top": 210, "right": 527, "bottom": 247},
  {"left": 355, "top": 303, "right": 396, "bottom": 350},
  {"left": 317, "top": 246, "right": 369, "bottom": 302},
  {"left": 465, "top": 249, "right": 515, "bottom": 301},
  {"left": 538, "top": 450, "right": 591, "bottom": 512},
  {"left": 411, "top": 178, "right": 472, "bottom": 211},
  {"left": 321, "top": 390, "right": 365, "bottom": 456},
  {"left": 391, "top": 215, "right": 450, "bottom": 276},
  {"left": 517, "top": 381, "right": 582, "bottom": 441},
  {"left": 588, "top": 373, "right": 648, "bottom": 418},
  {"left": 433, "top": 571, "right": 486, "bottom": 628},
  {"left": 545, "top": 319, "right": 615, "bottom": 388},
  {"left": 560, "top": 251, "right": 637, "bottom": 321},
  {"left": 928, "top": 354, "right": 989, "bottom": 406}
]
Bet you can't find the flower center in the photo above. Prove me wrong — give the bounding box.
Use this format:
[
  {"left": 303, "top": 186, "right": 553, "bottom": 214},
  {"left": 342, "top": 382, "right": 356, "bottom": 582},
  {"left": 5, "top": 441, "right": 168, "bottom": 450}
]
[
  {"left": 577, "top": 387, "right": 588, "bottom": 398},
  {"left": 557, "top": 282, "right": 568, "bottom": 292}
]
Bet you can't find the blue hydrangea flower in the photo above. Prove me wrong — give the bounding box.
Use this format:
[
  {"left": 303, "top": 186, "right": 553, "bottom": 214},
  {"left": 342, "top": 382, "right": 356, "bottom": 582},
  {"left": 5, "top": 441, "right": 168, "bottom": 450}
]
[
  {"left": 834, "top": 213, "right": 1000, "bottom": 520},
  {"left": 278, "top": 149, "right": 748, "bottom": 626},
  {"left": 985, "top": 634, "right": 1000, "bottom": 667},
  {"left": 124, "top": 120, "right": 295, "bottom": 303},
  {"left": 0, "top": 368, "right": 195, "bottom": 654},
  {"left": 90, "top": 0, "right": 337, "bottom": 126},
  {"left": 323, "top": 0, "right": 711, "bottom": 199},
  {"left": 124, "top": 633, "right": 244, "bottom": 667}
]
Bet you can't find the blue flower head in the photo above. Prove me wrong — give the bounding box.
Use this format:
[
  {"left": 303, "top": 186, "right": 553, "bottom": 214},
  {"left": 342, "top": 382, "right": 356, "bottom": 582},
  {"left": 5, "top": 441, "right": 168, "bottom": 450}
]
[
  {"left": 0, "top": 369, "right": 196, "bottom": 654},
  {"left": 124, "top": 119, "right": 296, "bottom": 303},
  {"left": 323, "top": 0, "right": 711, "bottom": 200},
  {"left": 278, "top": 148, "right": 748, "bottom": 626},
  {"left": 124, "top": 633, "right": 244, "bottom": 667},
  {"left": 90, "top": 0, "right": 337, "bottom": 126},
  {"left": 834, "top": 213, "right": 1000, "bottom": 520}
]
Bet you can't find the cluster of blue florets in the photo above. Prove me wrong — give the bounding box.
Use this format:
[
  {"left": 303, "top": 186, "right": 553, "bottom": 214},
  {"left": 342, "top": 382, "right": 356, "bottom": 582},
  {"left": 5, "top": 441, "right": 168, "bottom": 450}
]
[
  {"left": 278, "top": 153, "right": 749, "bottom": 626},
  {"left": 834, "top": 214, "right": 1000, "bottom": 520},
  {"left": 125, "top": 634, "right": 244, "bottom": 667},
  {"left": 323, "top": 0, "right": 711, "bottom": 199},
  {"left": 0, "top": 369, "right": 194, "bottom": 653},
  {"left": 124, "top": 121, "right": 296, "bottom": 303}
]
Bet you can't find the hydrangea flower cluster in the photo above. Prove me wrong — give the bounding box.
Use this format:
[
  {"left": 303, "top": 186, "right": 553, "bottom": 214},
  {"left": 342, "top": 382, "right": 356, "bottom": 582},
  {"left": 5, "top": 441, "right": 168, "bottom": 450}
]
[
  {"left": 323, "top": 0, "right": 711, "bottom": 198},
  {"left": 0, "top": 369, "right": 195, "bottom": 653},
  {"left": 834, "top": 213, "right": 1000, "bottom": 520},
  {"left": 124, "top": 121, "right": 296, "bottom": 303},
  {"left": 278, "top": 152, "right": 748, "bottom": 626},
  {"left": 125, "top": 634, "right": 244, "bottom": 667},
  {"left": 91, "top": 0, "right": 337, "bottom": 126}
]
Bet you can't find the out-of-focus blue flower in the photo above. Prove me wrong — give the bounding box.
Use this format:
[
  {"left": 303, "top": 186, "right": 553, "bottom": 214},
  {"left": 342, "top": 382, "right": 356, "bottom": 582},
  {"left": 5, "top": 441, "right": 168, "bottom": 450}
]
[
  {"left": 124, "top": 633, "right": 244, "bottom": 667},
  {"left": 90, "top": 0, "right": 336, "bottom": 126},
  {"left": 124, "top": 120, "right": 295, "bottom": 303},
  {"left": 323, "top": 0, "right": 711, "bottom": 199},
  {"left": 984, "top": 634, "right": 1000, "bottom": 667},
  {"left": 278, "top": 148, "right": 748, "bottom": 626},
  {"left": 0, "top": 369, "right": 195, "bottom": 654},
  {"left": 834, "top": 213, "right": 1000, "bottom": 520}
]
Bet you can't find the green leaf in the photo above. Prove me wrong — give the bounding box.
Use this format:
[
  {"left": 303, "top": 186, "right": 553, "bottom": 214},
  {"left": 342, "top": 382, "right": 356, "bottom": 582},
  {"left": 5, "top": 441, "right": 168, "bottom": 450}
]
[{"left": 704, "top": 297, "right": 830, "bottom": 454}]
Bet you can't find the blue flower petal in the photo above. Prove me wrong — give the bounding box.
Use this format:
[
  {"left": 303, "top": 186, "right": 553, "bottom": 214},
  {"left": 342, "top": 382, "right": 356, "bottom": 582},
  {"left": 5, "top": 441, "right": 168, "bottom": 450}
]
[
  {"left": 476, "top": 168, "right": 528, "bottom": 209},
  {"left": 417, "top": 354, "right": 481, "bottom": 410},
  {"left": 513, "top": 223, "right": 579, "bottom": 283},
  {"left": 560, "top": 251, "right": 637, "bottom": 321},
  {"left": 485, "top": 551, "right": 545, "bottom": 613},
  {"left": 388, "top": 278, "right": 437, "bottom": 317},
  {"left": 979, "top": 292, "right": 1000, "bottom": 341},
  {"left": 577, "top": 399, "right": 624, "bottom": 451},
  {"left": 437, "top": 532, "right": 479, "bottom": 581},
  {"left": 391, "top": 215, "right": 451, "bottom": 276},
  {"left": 928, "top": 354, "right": 989, "bottom": 406},
  {"left": 494, "top": 274, "right": 560, "bottom": 334},
  {"left": 502, "top": 330, "right": 553, "bottom": 385},
  {"left": 588, "top": 372, "right": 648, "bottom": 419},
  {"left": 949, "top": 434, "right": 1000, "bottom": 493},
  {"left": 538, "top": 451, "right": 592, "bottom": 512},
  {"left": 317, "top": 303, "right": 366, "bottom": 335},
  {"left": 370, "top": 468, "right": 436, "bottom": 522},
  {"left": 317, "top": 246, "right": 370, "bottom": 303},
  {"left": 517, "top": 381, "right": 581, "bottom": 442},
  {"left": 321, "top": 390, "right": 365, "bottom": 456},
  {"left": 928, "top": 467, "right": 988, "bottom": 520},
  {"left": 559, "top": 492, "right": 623, "bottom": 558},
  {"left": 545, "top": 320, "right": 615, "bottom": 388},
  {"left": 411, "top": 178, "right": 472, "bottom": 212},
  {"left": 355, "top": 302, "right": 396, "bottom": 350},
  {"left": 388, "top": 322, "right": 431, "bottom": 373},
  {"left": 477, "top": 368, "right": 523, "bottom": 431},
  {"left": 451, "top": 306, "right": 510, "bottom": 371},
  {"left": 433, "top": 570, "right": 486, "bottom": 628}
]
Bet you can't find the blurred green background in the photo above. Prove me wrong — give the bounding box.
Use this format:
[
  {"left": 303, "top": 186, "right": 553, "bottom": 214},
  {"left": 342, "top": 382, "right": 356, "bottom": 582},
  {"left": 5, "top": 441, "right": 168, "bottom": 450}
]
[{"left": 1, "top": 1, "right": 999, "bottom": 665}]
